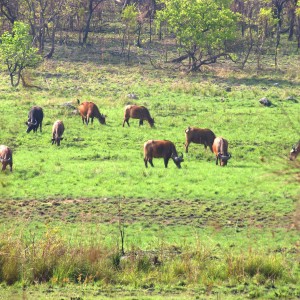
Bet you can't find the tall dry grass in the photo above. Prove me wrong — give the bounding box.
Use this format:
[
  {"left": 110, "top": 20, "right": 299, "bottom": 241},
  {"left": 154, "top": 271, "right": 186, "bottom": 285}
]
[{"left": 0, "top": 228, "right": 295, "bottom": 288}]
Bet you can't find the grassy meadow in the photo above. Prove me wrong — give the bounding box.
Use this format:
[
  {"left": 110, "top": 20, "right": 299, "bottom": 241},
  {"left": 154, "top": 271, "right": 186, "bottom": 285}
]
[{"left": 0, "top": 41, "right": 300, "bottom": 299}]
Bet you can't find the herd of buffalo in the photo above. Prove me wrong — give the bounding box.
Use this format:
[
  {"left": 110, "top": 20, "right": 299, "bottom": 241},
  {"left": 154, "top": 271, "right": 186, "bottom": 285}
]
[{"left": 0, "top": 101, "right": 299, "bottom": 172}]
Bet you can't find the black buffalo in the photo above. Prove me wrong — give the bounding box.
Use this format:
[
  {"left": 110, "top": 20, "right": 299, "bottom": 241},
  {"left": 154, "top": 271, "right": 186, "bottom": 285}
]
[{"left": 25, "top": 106, "right": 44, "bottom": 133}]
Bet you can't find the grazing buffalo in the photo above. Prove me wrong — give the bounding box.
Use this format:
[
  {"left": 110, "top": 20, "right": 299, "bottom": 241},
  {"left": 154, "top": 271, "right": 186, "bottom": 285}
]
[
  {"left": 52, "top": 120, "right": 65, "bottom": 146},
  {"left": 123, "top": 105, "right": 154, "bottom": 127},
  {"left": 185, "top": 127, "right": 216, "bottom": 153},
  {"left": 212, "top": 137, "right": 231, "bottom": 166},
  {"left": 0, "top": 145, "right": 12, "bottom": 172},
  {"left": 25, "top": 106, "right": 44, "bottom": 133},
  {"left": 290, "top": 141, "right": 300, "bottom": 160},
  {"left": 78, "top": 101, "right": 106, "bottom": 125},
  {"left": 144, "top": 140, "right": 183, "bottom": 168}
]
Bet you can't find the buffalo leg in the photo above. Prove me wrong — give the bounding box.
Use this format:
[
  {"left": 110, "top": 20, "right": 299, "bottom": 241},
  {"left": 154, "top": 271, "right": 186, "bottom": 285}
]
[
  {"left": 139, "top": 119, "right": 144, "bottom": 126},
  {"left": 164, "top": 158, "right": 169, "bottom": 168},
  {"left": 215, "top": 156, "right": 219, "bottom": 165},
  {"left": 185, "top": 142, "right": 189, "bottom": 153},
  {"left": 9, "top": 163, "right": 12, "bottom": 172},
  {"left": 144, "top": 158, "right": 148, "bottom": 168},
  {"left": 149, "top": 159, "right": 154, "bottom": 167},
  {"left": 123, "top": 118, "right": 130, "bottom": 127},
  {"left": 40, "top": 123, "right": 42, "bottom": 132},
  {"left": 91, "top": 117, "right": 94, "bottom": 124}
]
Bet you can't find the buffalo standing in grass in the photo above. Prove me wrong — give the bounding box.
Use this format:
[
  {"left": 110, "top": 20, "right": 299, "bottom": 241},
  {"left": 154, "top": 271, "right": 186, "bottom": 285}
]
[
  {"left": 144, "top": 140, "right": 183, "bottom": 168},
  {"left": 185, "top": 127, "right": 216, "bottom": 153},
  {"left": 78, "top": 101, "right": 106, "bottom": 125},
  {"left": 52, "top": 120, "right": 65, "bottom": 146},
  {"left": 0, "top": 145, "right": 13, "bottom": 171},
  {"left": 290, "top": 141, "right": 300, "bottom": 160},
  {"left": 123, "top": 105, "right": 154, "bottom": 127},
  {"left": 212, "top": 137, "right": 231, "bottom": 166},
  {"left": 25, "top": 106, "right": 44, "bottom": 133}
]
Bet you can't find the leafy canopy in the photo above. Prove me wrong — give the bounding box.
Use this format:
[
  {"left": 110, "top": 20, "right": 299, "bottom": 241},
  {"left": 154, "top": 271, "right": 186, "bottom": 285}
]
[
  {"left": 0, "top": 21, "right": 42, "bottom": 86},
  {"left": 157, "top": 0, "right": 239, "bottom": 70}
]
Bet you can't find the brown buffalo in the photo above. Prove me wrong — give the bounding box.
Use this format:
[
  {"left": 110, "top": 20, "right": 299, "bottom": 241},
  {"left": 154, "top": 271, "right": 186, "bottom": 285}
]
[
  {"left": 185, "top": 127, "right": 216, "bottom": 153},
  {"left": 290, "top": 141, "right": 300, "bottom": 160},
  {"left": 0, "top": 145, "right": 13, "bottom": 172},
  {"left": 144, "top": 140, "right": 183, "bottom": 168},
  {"left": 123, "top": 105, "right": 154, "bottom": 127},
  {"left": 52, "top": 120, "right": 65, "bottom": 146},
  {"left": 78, "top": 101, "right": 106, "bottom": 125},
  {"left": 212, "top": 137, "right": 231, "bottom": 166}
]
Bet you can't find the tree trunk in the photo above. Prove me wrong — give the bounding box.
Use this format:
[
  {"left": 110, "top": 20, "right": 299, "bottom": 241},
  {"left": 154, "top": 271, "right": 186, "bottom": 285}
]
[
  {"left": 82, "top": 1, "right": 93, "bottom": 45},
  {"left": 44, "top": 21, "right": 57, "bottom": 59}
]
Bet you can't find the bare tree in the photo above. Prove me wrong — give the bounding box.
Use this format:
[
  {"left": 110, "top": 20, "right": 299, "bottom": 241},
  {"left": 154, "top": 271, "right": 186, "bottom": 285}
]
[
  {"left": 0, "top": 0, "right": 19, "bottom": 24},
  {"left": 82, "top": 0, "right": 105, "bottom": 45}
]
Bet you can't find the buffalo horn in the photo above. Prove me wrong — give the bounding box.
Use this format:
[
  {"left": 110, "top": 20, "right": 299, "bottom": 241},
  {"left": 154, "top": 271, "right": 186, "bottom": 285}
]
[
  {"left": 0, "top": 157, "right": 10, "bottom": 162},
  {"left": 220, "top": 153, "right": 231, "bottom": 161},
  {"left": 29, "top": 119, "right": 37, "bottom": 126}
]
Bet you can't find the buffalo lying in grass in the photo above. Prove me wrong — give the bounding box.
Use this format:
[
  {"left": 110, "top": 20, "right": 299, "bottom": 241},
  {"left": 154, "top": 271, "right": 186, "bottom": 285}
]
[{"left": 290, "top": 141, "right": 300, "bottom": 160}]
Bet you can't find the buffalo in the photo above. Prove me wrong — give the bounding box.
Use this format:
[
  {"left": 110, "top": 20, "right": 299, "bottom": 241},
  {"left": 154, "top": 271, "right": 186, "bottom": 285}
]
[
  {"left": 185, "top": 127, "right": 216, "bottom": 153},
  {"left": 25, "top": 106, "right": 44, "bottom": 133},
  {"left": 144, "top": 140, "right": 183, "bottom": 168},
  {"left": 123, "top": 105, "right": 154, "bottom": 127},
  {"left": 52, "top": 120, "right": 65, "bottom": 146},
  {"left": 0, "top": 145, "right": 13, "bottom": 172},
  {"left": 212, "top": 137, "right": 231, "bottom": 166},
  {"left": 290, "top": 141, "right": 300, "bottom": 160},
  {"left": 78, "top": 101, "right": 106, "bottom": 125}
]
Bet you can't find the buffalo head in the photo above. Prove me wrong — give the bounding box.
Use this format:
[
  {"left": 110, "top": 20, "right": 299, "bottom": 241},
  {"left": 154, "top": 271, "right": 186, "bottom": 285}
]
[{"left": 172, "top": 152, "right": 184, "bottom": 168}]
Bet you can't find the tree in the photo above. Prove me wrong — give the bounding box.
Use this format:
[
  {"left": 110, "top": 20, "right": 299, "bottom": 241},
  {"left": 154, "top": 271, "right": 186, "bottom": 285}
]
[
  {"left": 0, "top": 0, "right": 19, "bottom": 24},
  {"left": 82, "top": 0, "right": 106, "bottom": 45},
  {"left": 0, "top": 21, "right": 42, "bottom": 87},
  {"left": 22, "top": 0, "right": 70, "bottom": 57},
  {"left": 121, "top": 4, "right": 138, "bottom": 62},
  {"left": 157, "top": 0, "right": 238, "bottom": 71}
]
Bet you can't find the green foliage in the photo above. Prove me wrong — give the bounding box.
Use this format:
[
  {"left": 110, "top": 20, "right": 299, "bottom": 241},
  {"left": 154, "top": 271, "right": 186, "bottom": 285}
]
[
  {"left": 121, "top": 4, "right": 138, "bottom": 30},
  {"left": 0, "top": 21, "right": 42, "bottom": 86},
  {"left": 157, "top": 0, "right": 238, "bottom": 70}
]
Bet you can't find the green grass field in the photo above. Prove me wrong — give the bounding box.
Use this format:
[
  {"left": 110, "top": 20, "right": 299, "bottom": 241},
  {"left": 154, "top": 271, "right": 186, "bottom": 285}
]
[{"left": 0, "top": 43, "right": 299, "bottom": 299}]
